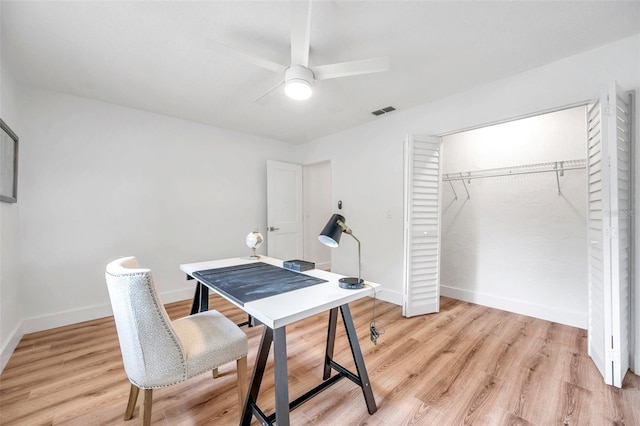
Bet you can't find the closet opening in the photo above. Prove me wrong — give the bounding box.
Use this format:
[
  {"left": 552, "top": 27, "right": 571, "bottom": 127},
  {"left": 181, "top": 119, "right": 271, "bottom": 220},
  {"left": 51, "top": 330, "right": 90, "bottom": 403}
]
[{"left": 439, "top": 105, "right": 589, "bottom": 328}]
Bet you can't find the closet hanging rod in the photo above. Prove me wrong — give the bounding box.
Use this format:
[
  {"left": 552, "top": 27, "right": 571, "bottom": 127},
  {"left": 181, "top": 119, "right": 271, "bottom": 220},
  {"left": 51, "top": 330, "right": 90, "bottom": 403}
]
[{"left": 442, "top": 159, "right": 586, "bottom": 182}]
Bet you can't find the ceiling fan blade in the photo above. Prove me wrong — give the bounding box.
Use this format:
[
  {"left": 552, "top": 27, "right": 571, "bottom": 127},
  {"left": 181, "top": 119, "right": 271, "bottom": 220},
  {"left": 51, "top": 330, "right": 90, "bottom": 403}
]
[
  {"left": 313, "top": 57, "right": 389, "bottom": 80},
  {"left": 290, "top": 0, "right": 312, "bottom": 66},
  {"left": 254, "top": 80, "right": 284, "bottom": 105},
  {"left": 205, "top": 39, "right": 286, "bottom": 74}
]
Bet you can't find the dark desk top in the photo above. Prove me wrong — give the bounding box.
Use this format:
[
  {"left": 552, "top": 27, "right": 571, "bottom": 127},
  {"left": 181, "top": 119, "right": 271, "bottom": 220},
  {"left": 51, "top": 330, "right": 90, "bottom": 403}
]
[{"left": 193, "top": 262, "right": 327, "bottom": 306}]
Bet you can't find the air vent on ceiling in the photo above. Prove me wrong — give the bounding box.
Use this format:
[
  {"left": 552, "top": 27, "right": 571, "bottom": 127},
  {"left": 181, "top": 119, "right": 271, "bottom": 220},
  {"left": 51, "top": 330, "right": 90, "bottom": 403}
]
[{"left": 371, "top": 106, "right": 396, "bottom": 116}]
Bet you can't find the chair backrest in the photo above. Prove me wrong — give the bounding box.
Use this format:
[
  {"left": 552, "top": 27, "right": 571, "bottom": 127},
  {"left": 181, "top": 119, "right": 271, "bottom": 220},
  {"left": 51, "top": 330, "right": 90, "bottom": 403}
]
[{"left": 105, "top": 256, "right": 186, "bottom": 388}]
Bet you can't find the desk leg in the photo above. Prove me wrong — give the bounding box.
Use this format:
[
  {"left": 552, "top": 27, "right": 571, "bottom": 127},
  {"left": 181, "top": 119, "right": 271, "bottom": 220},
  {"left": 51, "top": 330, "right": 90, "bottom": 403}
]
[
  {"left": 240, "top": 327, "right": 290, "bottom": 426},
  {"left": 273, "top": 327, "right": 290, "bottom": 426},
  {"left": 340, "top": 304, "right": 377, "bottom": 415},
  {"left": 241, "top": 326, "right": 273, "bottom": 426},
  {"left": 189, "top": 283, "right": 209, "bottom": 315},
  {"left": 323, "top": 308, "right": 339, "bottom": 380},
  {"left": 189, "top": 283, "right": 201, "bottom": 315},
  {"left": 199, "top": 283, "right": 209, "bottom": 312}
]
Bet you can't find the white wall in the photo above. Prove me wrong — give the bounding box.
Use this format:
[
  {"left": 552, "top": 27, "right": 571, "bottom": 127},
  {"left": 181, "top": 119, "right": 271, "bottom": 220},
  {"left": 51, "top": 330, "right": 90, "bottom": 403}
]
[
  {"left": 0, "top": 0, "right": 25, "bottom": 371},
  {"left": 11, "top": 87, "right": 299, "bottom": 335},
  {"left": 302, "top": 35, "right": 640, "bottom": 367},
  {"left": 302, "top": 161, "right": 332, "bottom": 270},
  {"left": 441, "top": 107, "right": 587, "bottom": 327}
]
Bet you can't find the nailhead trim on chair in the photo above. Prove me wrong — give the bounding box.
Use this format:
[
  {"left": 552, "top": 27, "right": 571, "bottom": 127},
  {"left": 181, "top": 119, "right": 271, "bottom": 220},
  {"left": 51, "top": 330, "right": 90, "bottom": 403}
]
[{"left": 140, "top": 272, "right": 187, "bottom": 388}]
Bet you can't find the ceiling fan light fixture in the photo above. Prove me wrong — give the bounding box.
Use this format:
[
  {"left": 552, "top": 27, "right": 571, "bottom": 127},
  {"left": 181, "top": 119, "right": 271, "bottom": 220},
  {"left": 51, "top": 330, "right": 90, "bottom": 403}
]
[
  {"left": 285, "top": 79, "right": 312, "bottom": 100},
  {"left": 285, "top": 65, "right": 314, "bottom": 100}
]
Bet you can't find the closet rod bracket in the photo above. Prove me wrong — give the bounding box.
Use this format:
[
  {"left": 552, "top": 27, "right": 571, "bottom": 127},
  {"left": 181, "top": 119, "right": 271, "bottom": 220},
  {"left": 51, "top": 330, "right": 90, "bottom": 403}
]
[
  {"left": 448, "top": 180, "right": 458, "bottom": 200},
  {"left": 554, "top": 161, "right": 564, "bottom": 195},
  {"left": 461, "top": 173, "right": 470, "bottom": 199}
]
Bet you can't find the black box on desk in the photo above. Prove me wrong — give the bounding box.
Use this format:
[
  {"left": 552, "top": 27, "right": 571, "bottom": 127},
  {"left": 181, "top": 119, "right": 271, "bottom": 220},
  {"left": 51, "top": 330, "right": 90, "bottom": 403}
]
[{"left": 283, "top": 259, "right": 315, "bottom": 272}]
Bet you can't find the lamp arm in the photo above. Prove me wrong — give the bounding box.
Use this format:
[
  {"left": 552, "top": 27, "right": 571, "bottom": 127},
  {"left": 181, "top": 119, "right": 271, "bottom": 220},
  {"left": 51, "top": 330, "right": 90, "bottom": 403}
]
[
  {"left": 347, "top": 232, "right": 361, "bottom": 283},
  {"left": 336, "top": 220, "right": 351, "bottom": 234}
]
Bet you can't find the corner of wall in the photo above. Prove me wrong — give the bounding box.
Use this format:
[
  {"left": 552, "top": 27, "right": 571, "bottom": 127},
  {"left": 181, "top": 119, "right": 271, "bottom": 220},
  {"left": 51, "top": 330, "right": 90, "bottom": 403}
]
[
  {"left": 0, "top": 321, "right": 23, "bottom": 373},
  {"left": 377, "top": 287, "right": 402, "bottom": 306},
  {"left": 441, "top": 285, "right": 588, "bottom": 329}
]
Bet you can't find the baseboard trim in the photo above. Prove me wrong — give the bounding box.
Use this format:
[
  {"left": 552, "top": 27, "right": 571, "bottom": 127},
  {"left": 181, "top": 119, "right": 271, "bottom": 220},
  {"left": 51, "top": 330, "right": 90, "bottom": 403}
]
[
  {"left": 441, "top": 285, "right": 587, "bottom": 329},
  {"left": 376, "top": 288, "right": 402, "bottom": 305},
  {"left": 1, "top": 322, "right": 24, "bottom": 373},
  {"left": 21, "top": 287, "right": 195, "bottom": 334},
  {"left": 22, "top": 303, "right": 114, "bottom": 334}
]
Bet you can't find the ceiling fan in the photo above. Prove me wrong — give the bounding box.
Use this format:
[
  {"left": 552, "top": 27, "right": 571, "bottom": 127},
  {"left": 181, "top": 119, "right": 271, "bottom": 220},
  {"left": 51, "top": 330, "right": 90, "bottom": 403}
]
[{"left": 205, "top": 0, "right": 389, "bottom": 102}]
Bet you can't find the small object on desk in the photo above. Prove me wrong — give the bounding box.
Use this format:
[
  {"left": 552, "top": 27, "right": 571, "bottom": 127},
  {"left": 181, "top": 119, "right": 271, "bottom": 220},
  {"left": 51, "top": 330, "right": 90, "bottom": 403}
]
[
  {"left": 283, "top": 259, "right": 315, "bottom": 272},
  {"left": 245, "top": 230, "right": 264, "bottom": 259},
  {"left": 338, "top": 277, "right": 365, "bottom": 290}
]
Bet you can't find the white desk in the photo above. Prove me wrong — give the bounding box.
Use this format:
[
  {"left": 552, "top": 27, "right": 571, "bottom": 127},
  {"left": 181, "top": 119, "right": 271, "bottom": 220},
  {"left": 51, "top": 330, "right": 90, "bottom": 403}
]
[{"left": 181, "top": 256, "right": 379, "bottom": 426}]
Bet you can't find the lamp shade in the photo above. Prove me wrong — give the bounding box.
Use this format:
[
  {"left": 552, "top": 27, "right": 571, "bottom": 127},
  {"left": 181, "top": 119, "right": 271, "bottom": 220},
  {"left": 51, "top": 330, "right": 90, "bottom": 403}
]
[{"left": 318, "top": 214, "right": 345, "bottom": 248}]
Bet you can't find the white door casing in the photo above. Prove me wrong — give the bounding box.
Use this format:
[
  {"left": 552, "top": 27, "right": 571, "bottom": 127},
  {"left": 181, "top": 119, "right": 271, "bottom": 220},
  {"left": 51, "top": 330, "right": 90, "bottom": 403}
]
[
  {"left": 403, "top": 135, "right": 443, "bottom": 317},
  {"left": 266, "top": 160, "right": 303, "bottom": 261}
]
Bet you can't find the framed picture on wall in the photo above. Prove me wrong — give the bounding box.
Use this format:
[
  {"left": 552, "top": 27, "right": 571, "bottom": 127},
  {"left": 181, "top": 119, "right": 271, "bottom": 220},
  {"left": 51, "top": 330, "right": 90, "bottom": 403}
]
[{"left": 0, "top": 118, "right": 19, "bottom": 203}]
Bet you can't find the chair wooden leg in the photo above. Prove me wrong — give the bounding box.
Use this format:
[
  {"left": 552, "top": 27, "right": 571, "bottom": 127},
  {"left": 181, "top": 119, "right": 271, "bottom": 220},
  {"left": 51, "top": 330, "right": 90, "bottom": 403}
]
[
  {"left": 212, "top": 367, "right": 219, "bottom": 378},
  {"left": 124, "top": 383, "right": 140, "bottom": 420},
  {"left": 236, "top": 356, "right": 248, "bottom": 409},
  {"left": 140, "top": 389, "right": 153, "bottom": 426}
]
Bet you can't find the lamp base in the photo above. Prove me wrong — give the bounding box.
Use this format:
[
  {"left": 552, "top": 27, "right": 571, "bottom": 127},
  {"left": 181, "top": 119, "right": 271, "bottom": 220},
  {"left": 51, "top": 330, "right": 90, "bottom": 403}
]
[{"left": 338, "top": 277, "right": 364, "bottom": 290}]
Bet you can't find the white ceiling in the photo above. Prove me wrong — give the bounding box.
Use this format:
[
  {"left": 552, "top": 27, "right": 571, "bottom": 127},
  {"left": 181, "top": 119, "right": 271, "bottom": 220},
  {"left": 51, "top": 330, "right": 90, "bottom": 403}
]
[{"left": 2, "top": 1, "right": 639, "bottom": 144}]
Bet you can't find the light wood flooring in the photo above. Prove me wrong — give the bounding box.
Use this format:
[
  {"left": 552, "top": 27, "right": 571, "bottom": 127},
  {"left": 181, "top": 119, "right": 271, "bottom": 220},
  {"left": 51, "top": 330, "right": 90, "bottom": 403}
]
[{"left": 1, "top": 295, "right": 639, "bottom": 425}]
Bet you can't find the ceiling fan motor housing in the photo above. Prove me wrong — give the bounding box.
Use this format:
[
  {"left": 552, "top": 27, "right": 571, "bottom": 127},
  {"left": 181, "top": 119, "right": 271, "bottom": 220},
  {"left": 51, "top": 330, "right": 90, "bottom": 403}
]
[{"left": 285, "top": 65, "right": 314, "bottom": 100}]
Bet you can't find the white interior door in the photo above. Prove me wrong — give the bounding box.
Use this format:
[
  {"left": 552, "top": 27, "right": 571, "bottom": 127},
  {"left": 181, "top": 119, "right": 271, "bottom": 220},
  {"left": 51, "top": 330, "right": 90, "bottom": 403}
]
[
  {"left": 403, "top": 135, "right": 442, "bottom": 317},
  {"left": 587, "top": 82, "right": 632, "bottom": 387},
  {"left": 267, "top": 160, "right": 303, "bottom": 260}
]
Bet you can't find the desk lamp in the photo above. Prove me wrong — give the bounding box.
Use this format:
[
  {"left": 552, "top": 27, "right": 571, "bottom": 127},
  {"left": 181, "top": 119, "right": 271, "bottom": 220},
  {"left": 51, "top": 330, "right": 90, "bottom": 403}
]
[{"left": 318, "top": 214, "right": 364, "bottom": 289}]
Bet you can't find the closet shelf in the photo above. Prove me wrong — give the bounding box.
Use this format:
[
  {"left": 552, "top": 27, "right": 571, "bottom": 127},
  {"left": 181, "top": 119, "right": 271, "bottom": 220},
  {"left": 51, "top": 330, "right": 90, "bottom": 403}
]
[{"left": 443, "top": 159, "right": 587, "bottom": 199}]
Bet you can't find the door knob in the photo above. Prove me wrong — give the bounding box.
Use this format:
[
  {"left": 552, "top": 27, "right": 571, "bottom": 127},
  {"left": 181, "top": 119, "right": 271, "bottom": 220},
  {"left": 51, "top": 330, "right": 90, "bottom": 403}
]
[{"left": 269, "top": 226, "right": 280, "bottom": 232}]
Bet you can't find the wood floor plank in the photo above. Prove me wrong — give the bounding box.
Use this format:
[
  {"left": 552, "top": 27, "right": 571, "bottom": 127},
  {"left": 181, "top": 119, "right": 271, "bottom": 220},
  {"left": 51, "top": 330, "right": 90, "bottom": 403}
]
[
  {"left": 379, "top": 398, "right": 446, "bottom": 425},
  {"left": 1, "top": 295, "right": 639, "bottom": 425}
]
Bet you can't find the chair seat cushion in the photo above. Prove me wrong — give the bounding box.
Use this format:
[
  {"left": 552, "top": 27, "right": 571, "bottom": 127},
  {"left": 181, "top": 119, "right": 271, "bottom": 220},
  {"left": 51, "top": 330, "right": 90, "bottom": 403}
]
[{"left": 172, "top": 310, "right": 248, "bottom": 378}]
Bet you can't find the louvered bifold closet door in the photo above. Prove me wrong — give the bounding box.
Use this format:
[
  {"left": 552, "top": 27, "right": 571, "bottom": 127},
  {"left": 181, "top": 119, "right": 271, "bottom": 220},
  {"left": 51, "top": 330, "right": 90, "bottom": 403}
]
[
  {"left": 608, "top": 85, "right": 632, "bottom": 387},
  {"left": 587, "top": 82, "right": 633, "bottom": 388},
  {"left": 587, "top": 97, "right": 610, "bottom": 382},
  {"left": 403, "top": 135, "right": 442, "bottom": 317}
]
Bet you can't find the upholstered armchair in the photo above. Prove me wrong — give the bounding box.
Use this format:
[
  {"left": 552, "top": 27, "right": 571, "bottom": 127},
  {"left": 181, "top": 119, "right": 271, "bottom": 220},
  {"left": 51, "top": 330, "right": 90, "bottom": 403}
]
[{"left": 105, "top": 256, "right": 248, "bottom": 425}]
